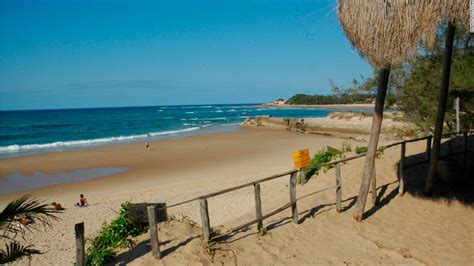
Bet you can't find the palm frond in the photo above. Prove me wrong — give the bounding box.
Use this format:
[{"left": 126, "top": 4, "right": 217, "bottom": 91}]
[
  {"left": 0, "top": 194, "right": 60, "bottom": 239},
  {"left": 0, "top": 241, "right": 42, "bottom": 264}
]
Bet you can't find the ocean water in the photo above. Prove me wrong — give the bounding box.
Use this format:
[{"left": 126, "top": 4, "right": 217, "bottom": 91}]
[{"left": 0, "top": 104, "right": 354, "bottom": 158}]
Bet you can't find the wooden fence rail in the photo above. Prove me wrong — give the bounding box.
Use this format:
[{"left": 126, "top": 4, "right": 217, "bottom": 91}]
[{"left": 74, "top": 130, "right": 473, "bottom": 263}]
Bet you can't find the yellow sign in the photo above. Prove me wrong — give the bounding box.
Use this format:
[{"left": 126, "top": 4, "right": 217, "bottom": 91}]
[{"left": 293, "top": 149, "right": 310, "bottom": 169}]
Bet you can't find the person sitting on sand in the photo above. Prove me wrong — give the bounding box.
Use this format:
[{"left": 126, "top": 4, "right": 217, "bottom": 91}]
[
  {"left": 52, "top": 202, "right": 65, "bottom": 210},
  {"left": 15, "top": 214, "right": 34, "bottom": 225},
  {"left": 75, "top": 194, "right": 89, "bottom": 207}
]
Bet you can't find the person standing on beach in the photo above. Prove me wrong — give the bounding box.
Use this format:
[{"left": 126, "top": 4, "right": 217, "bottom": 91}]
[{"left": 145, "top": 141, "right": 150, "bottom": 151}]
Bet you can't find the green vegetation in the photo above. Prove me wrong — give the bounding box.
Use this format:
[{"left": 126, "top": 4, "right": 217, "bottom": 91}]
[
  {"left": 203, "top": 227, "right": 222, "bottom": 259},
  {"left": 286, "top": 93, "right": 374, "bottom": 105},
  {"left": 304, "top": 146, "right": 345, "bottom": 181},
  {"left": 395, "top": 27, "right": 474, "bottom": 132},
  {"left": 0, "top": 194, "right": 59, "bottom": 264},
  {"left": 355, "top": 146, "right": 386, "bottom": 158},
  {"left": 354, "top": 146, "right": 368, "bottom": 154},
  {"left": 258, "top": 227, "right": 268, "bottom": 236},
  {"left": 85, "top": 202, "right": 146, "bottom": 266},
  {"left": 287, "top": 27, "right": 473, "bottom": 132}
]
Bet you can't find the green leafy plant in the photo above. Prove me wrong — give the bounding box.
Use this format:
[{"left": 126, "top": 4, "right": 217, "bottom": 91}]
[
  {"left": 304, "top": 146, "right": 344, "bottom": 181},
  {"left": 85, "top": 202, "right": 146, "bottom": 266},
  {"left": 355, "top": 146, "right": 368, "bottom": 154},
  {"left": 355, "top": 146, "right": 385, "bottom": 158},
  {"left": 258, "top": 227, "right": 268, "bottom": 236},
  {"left": 0, "top": 194, "right": 59, "bottom": 264},
  {"left": 203, "top": 240, "right": 218, "bottom": 259}
]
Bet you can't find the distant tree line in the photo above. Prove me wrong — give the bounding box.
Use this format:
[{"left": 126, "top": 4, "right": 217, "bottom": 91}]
[{"left": 286, "top": 93, "right": 374, "bottom": 105}]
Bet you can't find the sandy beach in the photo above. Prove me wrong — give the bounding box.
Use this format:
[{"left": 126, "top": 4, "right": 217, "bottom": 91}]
[{"left": 1, "top": 127, "right": 473, "bottom": 265}]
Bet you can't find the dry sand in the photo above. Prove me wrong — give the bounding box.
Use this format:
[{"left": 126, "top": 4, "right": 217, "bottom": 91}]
[{"left": 1, "top": 127, "right": 473, "bottom": 265}]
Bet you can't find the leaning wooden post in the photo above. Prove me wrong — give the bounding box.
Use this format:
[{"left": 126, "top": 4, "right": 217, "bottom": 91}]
[
  {"left": 335, "top": 163, "right": 342, "bottom": 213},
  {"left": 199, "top": 198, "right": 211, "bottom": 241},
  {"left": 289, "top": 171, "right": 298, "bottom": 224},
  {"left": 399, "top": 142, "right": 406, "bottom": 195},
  {"left": 426, "top": 136, "right": 432, "bottom": 162},
  {"left": 370, "top": 164, "right": 377, "bottom": 205},
  {"left": 75, "top": 222, "right": 85, "bottom": 266},
  {"left": 254, "top": 183, "right": 263, "bottom": 231},
  {"left": 353, "top": 67, "right": 390, "bottom": 222},
  {"left": 462, "top": 132, "right": 468, "bottom": 169},
  {"left": 147, "top": 205, "right": 161, "bottom": 259},
  {"left": 425, "top": 22, "right": 456, "bottom": 195}
]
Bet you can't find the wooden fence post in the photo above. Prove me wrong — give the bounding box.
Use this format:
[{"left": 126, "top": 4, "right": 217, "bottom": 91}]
[
  {"left": 147, "top": 205, "right": 161, "bottom": 259},
  {"left": 335, "top": 163, "right": 342, "bottom": 213},
  {"left": 289, "top": 172, "right": 298, "bottom": 224},
  {"left": 399, "top": 142, "right": 406, "bottom": 195},
  {"left": 463, "top": 132, "right": 468, "bottom": 170},
  {"left": 199, "top": 198, "right": 211, "bottom": 241},
  {"left": 254, "top": 183, "right": 263, "bottom": 231},
  {"left": 370, "top": 164, "right": 377, "bottom": 205},
  {"left": 75, "top": 222, "right": 85, "bottom": 266},
  {"left": 299, "top": 169, "right": 306, "bottom": 185}
]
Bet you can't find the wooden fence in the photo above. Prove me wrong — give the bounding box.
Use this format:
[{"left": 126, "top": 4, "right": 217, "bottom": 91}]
[{"left": 74, "top": 130, "right": 473, "bottom": 265}]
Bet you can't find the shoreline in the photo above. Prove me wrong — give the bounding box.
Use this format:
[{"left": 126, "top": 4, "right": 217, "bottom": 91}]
[
  {"left": 0, "top": 127, "right": 345, "bottom": 203},
  {"left": 0, "top": 104, "right": 382, "bottom": 160}
]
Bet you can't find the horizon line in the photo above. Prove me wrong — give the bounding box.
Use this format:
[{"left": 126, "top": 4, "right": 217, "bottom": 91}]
[{"left": 0, "top": 102, "right": 265, "bottom": 112}]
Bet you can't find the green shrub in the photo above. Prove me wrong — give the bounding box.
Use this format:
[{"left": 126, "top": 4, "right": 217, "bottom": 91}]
[
  {"left": 85, "top": 202, "right": 146, "bottom": 265},
  {"left": 304, "top": 147, "right": 344, "bottom": 181},
  {"left": 355, "top": 146, "right": 368, "bottom": 154},
  {"left": 355, "top": 146, "right": 385, "bottom": 158}
]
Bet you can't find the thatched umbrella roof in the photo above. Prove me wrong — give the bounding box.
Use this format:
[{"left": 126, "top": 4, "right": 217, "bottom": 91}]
[{"left": 338, "top": 0, "right": 469, "bottom": 68}]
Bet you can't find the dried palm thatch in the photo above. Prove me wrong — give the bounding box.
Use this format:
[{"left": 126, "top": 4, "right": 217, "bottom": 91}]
[{"left": 338, "top": 0, "right": 469, "bottom": 68}]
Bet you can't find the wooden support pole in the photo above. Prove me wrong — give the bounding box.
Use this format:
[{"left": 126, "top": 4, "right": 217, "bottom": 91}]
[
  {"left": 147, "top": 205, "right": 161, "bottom": 259},
  {"left": 426, "top": 136, "right": 432, "bottom": 176},
  {"left": 463, "top": 132, "right": 468, "bottom": 170},
  {"left": 75, "top": 222, "right": 85, "bottom": 266},
  {"left": 335, "top": 163, "right": 342, "bottom": 213},
  {"left": 426, "top": 137, "right": 432, "bottom": 162},
  {"left": 289, "top": 172, "right": 298, "bottom": 224},
  {"left": 425, "top": 22, "right": 456, "bottom": 195},
  {"left": 353, "top": 67, "right": 390, "bottom": 222},
  {"left": 455, "top": 97, "right": 460, "bottom": 133},
  {"left": 370, "top": 164, "right": 377, "bottom": 205},
  {"left": 254, "top": 183, "right": 263, "bottom": 231},
  {"left": 399, "top": 142, "right": 406, "bottom": 195},
  {"left": 199, "top": 198, "right": 211, "bottom": 241}
]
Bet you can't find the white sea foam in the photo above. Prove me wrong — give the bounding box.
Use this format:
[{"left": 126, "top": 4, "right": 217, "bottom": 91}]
[
  {"left": 0, "top": 127, "right": 201, "bottom": 155},
  {"left": 185, "top": 111, "right": 195, "bottom": 114},
  {"left": 214, "top": 110, "right": 224, "bottom": 113}
]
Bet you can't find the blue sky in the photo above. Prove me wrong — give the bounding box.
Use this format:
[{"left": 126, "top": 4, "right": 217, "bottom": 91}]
[{"left": 0, "top": 0, "right": 371, "bottom": 110}]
